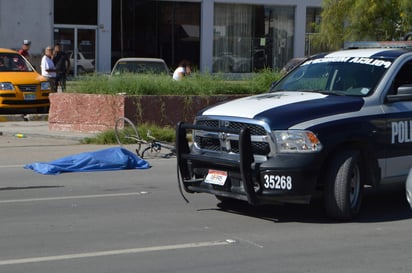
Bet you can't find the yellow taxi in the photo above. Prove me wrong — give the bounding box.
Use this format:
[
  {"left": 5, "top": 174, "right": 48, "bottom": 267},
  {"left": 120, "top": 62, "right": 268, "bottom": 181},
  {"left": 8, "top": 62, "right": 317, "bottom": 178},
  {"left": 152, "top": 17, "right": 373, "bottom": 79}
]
[{"left": 0, "top": 48, "right": 52, "bottom": 112}]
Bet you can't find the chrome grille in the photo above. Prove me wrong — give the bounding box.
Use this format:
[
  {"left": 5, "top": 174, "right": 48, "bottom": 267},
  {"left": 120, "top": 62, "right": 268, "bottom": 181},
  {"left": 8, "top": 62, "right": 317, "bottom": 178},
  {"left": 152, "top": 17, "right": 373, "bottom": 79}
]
[
  {"left": 197, "top": 119, "right": 219, "bottom": 128},
  {"left": 194, "top": 119, "right": 270, "bottom": 156},
  {"left": 194, "top": 136, "right": 220, "bottom": 151},
  {"left": 196, "top": 119, "right": 266, "bottom": 135},
  {"left": 18, "top": 85, "right": 37, "bottom": 92}
]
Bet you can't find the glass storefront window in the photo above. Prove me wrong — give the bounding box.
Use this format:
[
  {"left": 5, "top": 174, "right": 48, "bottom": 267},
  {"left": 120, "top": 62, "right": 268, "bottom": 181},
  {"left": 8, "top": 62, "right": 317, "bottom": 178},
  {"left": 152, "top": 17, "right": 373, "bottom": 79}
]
[
  {"left": 54, "top": 0, "right": 97, "bottom": 25},
  {"left": 111, "top": 1, "right": 200, "bottom": 69},
  {"left": 54, "top": 0, "right": 98, "bottom": 75},
  {"left": 305, "top": 7, "right": 323, "bottom": 56},
  {"left": 213, "top": 4, "right": 295, "bottom": 73},
  {"left": 306, "top": 7, "right": 321, "bottom": 33}
]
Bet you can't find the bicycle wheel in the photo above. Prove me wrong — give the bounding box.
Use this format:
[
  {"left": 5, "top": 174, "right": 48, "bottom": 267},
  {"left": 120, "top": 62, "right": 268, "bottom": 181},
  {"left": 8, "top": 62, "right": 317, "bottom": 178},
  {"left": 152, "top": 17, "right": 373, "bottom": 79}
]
[{"left": 114, "top": 117, "right": 143, "bottom": 155}]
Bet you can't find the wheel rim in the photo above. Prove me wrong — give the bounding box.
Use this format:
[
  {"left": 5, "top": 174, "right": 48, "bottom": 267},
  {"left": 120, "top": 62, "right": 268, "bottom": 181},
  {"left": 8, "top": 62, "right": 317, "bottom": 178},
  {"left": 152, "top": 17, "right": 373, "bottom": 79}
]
[
  {"left": 114, "top": 117, "right": 141, "bottom": 149},
  {"left": 349, "top": 164, "right": 361, "bottom": 208}
]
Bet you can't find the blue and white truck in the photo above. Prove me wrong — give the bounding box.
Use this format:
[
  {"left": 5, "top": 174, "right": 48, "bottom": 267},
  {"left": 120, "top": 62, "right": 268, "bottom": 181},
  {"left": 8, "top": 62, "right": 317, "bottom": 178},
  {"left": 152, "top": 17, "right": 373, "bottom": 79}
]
[{"left": 176, "top": 42, "right": 412, "bottom": 220}]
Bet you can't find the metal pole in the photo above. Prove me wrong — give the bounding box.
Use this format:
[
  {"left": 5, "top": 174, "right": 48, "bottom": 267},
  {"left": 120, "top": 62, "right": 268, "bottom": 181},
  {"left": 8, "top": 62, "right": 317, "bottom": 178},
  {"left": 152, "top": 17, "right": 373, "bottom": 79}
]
[{"left": 120, "top": 0, "right": 124, "bottom": 57}]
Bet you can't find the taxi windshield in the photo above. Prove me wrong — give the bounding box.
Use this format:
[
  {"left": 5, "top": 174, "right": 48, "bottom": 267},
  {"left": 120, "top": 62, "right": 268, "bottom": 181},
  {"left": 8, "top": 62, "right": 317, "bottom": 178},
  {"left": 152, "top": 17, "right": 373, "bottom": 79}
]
[
  {"left": 0, "top": 53, "right": 34, "bottom": 72},
  {"left": 271, "top": 56, "right": 392, "bottom": 96}
]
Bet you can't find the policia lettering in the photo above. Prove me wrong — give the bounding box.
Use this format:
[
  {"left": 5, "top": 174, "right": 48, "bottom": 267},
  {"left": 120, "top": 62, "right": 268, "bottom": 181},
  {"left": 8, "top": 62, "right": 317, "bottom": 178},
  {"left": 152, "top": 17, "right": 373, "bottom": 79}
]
[{"left": 392, "top": 120, "right": 412, "bottom": 144}]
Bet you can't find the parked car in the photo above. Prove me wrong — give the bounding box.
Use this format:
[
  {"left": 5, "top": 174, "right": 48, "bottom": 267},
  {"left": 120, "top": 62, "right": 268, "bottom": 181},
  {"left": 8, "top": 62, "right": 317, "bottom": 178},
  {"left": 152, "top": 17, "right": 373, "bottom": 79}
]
[
  {"left": 111, "top": 58, "right": 169, "bottom": 76},
  {"left": 406, "top": 168, "right": 412, "bottom": 209},
  {"left": 68, "top": 51, "right": 95, "bottom": 74},
  {"left": 0, "top": 48, "right": 52, "bottom": 112}
]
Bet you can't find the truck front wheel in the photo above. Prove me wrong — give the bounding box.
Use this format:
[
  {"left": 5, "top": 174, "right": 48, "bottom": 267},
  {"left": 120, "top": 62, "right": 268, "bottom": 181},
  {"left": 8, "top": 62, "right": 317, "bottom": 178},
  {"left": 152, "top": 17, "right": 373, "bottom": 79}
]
[{"left": 324, "top": 150, "right": 363, "bottom": 220}]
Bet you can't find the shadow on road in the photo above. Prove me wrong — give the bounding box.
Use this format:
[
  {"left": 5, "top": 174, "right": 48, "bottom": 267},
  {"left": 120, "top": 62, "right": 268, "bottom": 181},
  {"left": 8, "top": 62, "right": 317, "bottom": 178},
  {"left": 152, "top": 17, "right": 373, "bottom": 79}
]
[{"left": 209, "top": 184, "right": 412, "bottom": 223}]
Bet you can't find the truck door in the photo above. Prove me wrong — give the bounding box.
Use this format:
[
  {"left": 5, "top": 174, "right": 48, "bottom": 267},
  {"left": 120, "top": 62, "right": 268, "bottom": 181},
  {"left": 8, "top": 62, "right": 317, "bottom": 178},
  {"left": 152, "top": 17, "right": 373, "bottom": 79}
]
[{"left": 382, "top": 60, "right": 412, "bottom": 181}]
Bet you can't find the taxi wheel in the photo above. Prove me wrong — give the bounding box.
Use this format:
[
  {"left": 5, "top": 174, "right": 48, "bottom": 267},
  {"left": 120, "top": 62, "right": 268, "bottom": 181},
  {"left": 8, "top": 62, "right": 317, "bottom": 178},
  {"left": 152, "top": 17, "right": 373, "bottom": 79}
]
[{"left": 324, "top": 149, "right": 363, "bottom": 220}]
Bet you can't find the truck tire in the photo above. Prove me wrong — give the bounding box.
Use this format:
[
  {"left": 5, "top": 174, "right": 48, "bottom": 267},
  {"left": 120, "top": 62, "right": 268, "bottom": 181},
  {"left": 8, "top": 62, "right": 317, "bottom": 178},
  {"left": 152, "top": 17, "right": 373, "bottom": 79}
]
[{"left": 324, "top": 149, "right": 363, "bottom": 220}]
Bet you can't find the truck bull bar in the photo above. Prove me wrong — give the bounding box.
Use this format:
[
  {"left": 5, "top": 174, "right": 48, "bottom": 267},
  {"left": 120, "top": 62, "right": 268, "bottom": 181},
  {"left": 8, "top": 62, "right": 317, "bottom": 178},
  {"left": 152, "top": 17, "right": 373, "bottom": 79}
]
[{"left": 175, "top": 122, "right": 258, "bottom": 205}]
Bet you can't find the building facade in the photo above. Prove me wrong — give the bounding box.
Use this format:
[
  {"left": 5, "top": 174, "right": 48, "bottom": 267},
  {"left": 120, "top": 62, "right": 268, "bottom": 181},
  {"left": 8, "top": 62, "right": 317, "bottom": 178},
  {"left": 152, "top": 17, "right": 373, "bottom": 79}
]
[{"left": 0, "top": 0, "right": 322, "bottom": 74}]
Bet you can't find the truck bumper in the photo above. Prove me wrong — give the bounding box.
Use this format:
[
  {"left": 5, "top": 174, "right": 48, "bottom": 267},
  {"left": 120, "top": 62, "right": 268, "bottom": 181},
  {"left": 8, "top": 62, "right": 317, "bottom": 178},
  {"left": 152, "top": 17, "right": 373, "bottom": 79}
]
[{"left": 176, "top": 122, "right": 322, "bottom": 205}]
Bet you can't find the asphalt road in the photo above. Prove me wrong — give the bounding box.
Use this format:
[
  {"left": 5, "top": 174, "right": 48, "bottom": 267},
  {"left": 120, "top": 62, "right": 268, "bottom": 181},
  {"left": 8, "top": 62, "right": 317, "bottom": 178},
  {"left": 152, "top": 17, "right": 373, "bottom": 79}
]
[{"left": 1, "top": 136, "right": 412, "bottom": 273}]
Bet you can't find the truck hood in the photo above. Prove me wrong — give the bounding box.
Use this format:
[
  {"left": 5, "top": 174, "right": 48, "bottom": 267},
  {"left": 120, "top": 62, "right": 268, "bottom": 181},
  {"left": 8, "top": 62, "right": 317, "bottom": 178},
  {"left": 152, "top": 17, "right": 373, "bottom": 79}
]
[{"left": 201, "top": 91, "right": 364, "bottom": 129}]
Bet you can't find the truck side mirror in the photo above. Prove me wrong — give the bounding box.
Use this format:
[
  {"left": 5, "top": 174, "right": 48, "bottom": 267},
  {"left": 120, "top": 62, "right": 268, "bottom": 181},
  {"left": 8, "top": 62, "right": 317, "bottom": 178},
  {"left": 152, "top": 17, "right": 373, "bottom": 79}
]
[
  {"left": 386, "top": 84, "right": 412, "bottom": 102},
  {"left": 397, "top": 84, "right": 412, "bottom": 95}
]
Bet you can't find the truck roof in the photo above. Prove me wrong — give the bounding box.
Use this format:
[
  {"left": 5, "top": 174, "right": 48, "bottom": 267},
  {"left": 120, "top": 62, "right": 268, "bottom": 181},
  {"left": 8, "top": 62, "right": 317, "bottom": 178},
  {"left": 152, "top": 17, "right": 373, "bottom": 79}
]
[
  {"left": 344, "top": 40, "right": 412, "bottom": 49},
  {"left": 313, "top": 48, "right": 409, "bottom": 60}
]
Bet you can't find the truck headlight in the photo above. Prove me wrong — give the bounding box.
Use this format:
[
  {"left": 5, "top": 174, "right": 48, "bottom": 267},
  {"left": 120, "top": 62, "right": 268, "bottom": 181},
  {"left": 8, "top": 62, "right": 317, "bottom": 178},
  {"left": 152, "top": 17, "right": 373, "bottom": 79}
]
[
  {"left": 0, "top": 82, "right": 14, "bottom": 90},
  {"left": 41, "top": 82, "right": 51, "bottom": 91},
  {"left": 273, "top": 130, "right": 322, "bottom": 153}
]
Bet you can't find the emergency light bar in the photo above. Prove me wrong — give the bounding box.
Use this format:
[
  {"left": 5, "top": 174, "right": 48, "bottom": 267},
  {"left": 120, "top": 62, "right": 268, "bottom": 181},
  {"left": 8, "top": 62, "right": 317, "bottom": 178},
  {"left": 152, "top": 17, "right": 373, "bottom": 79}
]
[{"left": 344, "top": 41, "right": 412, "bottom": 49}]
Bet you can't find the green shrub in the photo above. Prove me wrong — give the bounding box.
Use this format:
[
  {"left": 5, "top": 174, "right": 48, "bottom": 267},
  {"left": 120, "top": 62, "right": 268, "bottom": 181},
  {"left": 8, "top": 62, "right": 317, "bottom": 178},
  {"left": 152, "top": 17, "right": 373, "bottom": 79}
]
[
  {"left": 73, "top": 70, "right": 281, "bottom": 144},
  {"left": 67, "top": 70, "right": 280, "bottom": 95}
]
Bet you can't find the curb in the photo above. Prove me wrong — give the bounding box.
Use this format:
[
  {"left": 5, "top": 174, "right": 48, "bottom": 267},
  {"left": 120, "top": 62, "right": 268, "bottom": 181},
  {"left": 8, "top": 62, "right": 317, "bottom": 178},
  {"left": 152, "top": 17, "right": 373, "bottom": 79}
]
[
  {"left": 0, "top": 114, "right": 48, "bottom": 122},
  {"left": 24, "top": 114, "right": 49, "bottom": 121},
  {"left": 0, "top": 119, "right": 94, "bottom": 141},
  {"left": 0, "top": 114, "right": 25, "bottom": 122}
]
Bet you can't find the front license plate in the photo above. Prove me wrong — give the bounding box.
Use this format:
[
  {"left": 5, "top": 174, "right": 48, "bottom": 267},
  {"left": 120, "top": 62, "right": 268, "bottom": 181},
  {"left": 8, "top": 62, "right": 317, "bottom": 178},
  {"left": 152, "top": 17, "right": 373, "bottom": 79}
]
[
  {"left": 24, "top": 93, "right": 36, "bottom": 100},
  {"left": 204, "top": 169, "right": 227, "bottom": 186}
]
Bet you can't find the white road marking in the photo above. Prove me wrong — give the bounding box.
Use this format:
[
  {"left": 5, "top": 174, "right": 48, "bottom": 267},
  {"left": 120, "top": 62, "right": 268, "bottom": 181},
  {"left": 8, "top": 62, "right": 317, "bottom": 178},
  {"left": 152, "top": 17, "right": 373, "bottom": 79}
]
[
  {"left": 0, "top": 192, "right": 148, "bottom": 204},
  {"left": 0, "top": 240, "right": 236, "bottom": 266}
]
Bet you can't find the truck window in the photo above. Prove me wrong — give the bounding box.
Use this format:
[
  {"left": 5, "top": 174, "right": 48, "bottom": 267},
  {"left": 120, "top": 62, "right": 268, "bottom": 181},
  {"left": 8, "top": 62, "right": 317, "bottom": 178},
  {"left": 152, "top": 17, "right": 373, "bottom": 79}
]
[{"left": 392, "top": 61, "right": 412, "bottom": 94}]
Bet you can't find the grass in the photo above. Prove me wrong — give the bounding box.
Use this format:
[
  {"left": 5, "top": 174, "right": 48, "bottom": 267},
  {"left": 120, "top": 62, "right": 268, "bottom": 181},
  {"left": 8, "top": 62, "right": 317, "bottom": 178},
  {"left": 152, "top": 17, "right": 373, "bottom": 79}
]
[
  {"left": 71, "top": 69, "right": 281, "bottom": 144},
  {"left": 67, "top": 69, "right": 280, "bottom": 95}
]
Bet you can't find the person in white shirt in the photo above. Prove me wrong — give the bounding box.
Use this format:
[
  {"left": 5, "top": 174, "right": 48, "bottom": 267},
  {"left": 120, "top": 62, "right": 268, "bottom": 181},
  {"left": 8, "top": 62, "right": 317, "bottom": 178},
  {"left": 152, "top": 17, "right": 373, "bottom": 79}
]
[
  {"left": 41, "top": 46, "right": 57, "bottom": 91},
  {"left": 173, "top": 59, "right": 192, "bottom": 81}
]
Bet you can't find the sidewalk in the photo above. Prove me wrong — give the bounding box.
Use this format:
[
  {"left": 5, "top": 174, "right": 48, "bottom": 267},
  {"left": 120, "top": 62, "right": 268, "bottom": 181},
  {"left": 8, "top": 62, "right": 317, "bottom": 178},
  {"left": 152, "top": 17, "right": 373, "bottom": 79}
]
[{"left": 0, "top": 116, "right": 96, "bottom": 142}]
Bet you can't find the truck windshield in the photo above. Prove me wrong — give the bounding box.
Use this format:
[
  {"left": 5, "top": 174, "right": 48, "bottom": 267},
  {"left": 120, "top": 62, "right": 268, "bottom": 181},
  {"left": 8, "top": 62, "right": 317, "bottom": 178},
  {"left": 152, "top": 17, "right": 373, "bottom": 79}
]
[{"left": 271, "top": 56, "right": 392, "bottom": 96}]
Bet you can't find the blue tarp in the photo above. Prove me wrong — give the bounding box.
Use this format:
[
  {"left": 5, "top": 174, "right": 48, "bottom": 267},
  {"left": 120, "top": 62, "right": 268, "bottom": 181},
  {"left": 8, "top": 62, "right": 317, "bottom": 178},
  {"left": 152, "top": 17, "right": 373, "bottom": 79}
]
[{"left": 24, "top": 147, "right": 151, "bottom": 175}]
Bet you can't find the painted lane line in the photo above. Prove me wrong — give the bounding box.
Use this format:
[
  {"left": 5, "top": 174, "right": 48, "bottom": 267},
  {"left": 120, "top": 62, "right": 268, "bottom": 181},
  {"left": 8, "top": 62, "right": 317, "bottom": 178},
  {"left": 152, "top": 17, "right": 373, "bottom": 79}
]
[
  {"left": 0, "top": 239, "right": 236, "bottom": 266},
  {"left": 0, "top": 192, "right": 148, "bottom": 204}
]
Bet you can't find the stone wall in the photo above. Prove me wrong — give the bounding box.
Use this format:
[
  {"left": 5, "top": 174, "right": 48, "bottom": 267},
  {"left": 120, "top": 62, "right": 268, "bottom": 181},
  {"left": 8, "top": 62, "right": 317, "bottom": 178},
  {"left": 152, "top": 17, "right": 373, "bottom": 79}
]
[{"left": 48, "top": 93, "right": 245, "bottom": 133}]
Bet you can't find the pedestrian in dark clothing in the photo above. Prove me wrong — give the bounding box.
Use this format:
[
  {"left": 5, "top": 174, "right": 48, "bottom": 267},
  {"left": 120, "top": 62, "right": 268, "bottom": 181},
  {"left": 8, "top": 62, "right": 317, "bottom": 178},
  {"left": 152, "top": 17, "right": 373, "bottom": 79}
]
[
  {"left": 53, "top": 43, "right": 71, "bottom": 92},
  {"left": 18, "top": 40, "right": 31, "bottom": 62}
]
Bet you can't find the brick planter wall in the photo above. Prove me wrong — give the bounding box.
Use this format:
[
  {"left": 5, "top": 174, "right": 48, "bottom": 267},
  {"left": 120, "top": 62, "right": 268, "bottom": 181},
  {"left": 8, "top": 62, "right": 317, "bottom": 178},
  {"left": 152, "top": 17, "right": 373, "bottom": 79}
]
[{"left": 48, "top": 93, "right": 246, "bottom": 133}]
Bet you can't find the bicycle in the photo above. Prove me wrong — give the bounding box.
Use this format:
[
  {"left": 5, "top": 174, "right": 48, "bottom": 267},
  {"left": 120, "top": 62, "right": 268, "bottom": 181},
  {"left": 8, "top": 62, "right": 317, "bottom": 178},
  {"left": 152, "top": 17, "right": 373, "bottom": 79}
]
[{"left": 114, "top": 117, "right": 176, "bottom": 159}]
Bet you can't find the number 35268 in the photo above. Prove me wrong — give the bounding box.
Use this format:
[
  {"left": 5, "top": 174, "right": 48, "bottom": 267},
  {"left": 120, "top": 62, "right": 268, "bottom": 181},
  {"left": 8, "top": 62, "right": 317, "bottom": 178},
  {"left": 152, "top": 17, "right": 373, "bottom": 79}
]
[{"left": 263, "top": 175, "right": 292, "bottom": 190}]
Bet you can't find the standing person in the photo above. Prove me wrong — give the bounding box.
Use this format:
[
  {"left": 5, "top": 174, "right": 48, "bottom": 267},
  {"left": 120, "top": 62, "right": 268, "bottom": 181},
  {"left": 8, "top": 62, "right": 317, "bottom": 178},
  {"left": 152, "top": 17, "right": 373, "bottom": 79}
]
[
  {"left": 18, "top": 40, "right": 31, "bottom": 62},
  {"left": 173, "top": 59, "right": 192, "bottom": 81},
  {"left": 53, "top": 43, "right": 71, "bottom": 92},
  {"left": 41, "top": 46, "right": 57, "bottom": 92}
]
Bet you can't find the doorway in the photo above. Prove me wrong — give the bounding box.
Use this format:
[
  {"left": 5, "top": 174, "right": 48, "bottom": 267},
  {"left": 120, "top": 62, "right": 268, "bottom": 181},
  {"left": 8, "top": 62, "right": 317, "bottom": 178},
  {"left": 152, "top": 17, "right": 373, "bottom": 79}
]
[{"left": 53, "top": 25, "right": 97, "bottom": 76}]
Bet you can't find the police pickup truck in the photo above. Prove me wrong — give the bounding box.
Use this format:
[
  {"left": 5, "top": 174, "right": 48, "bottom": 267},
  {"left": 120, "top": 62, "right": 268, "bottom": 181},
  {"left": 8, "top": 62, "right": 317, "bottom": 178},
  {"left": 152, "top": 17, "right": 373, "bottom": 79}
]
[{"left": 176, "top": 42, "right": 412, "bottom": 220}]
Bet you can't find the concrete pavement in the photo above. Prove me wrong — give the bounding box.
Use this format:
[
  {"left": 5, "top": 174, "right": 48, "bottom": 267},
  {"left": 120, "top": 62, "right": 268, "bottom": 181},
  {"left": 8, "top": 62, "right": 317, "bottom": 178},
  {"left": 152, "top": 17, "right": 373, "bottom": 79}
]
[{"left": 0, "top": 115, "right": 97, "bottom": 144}]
